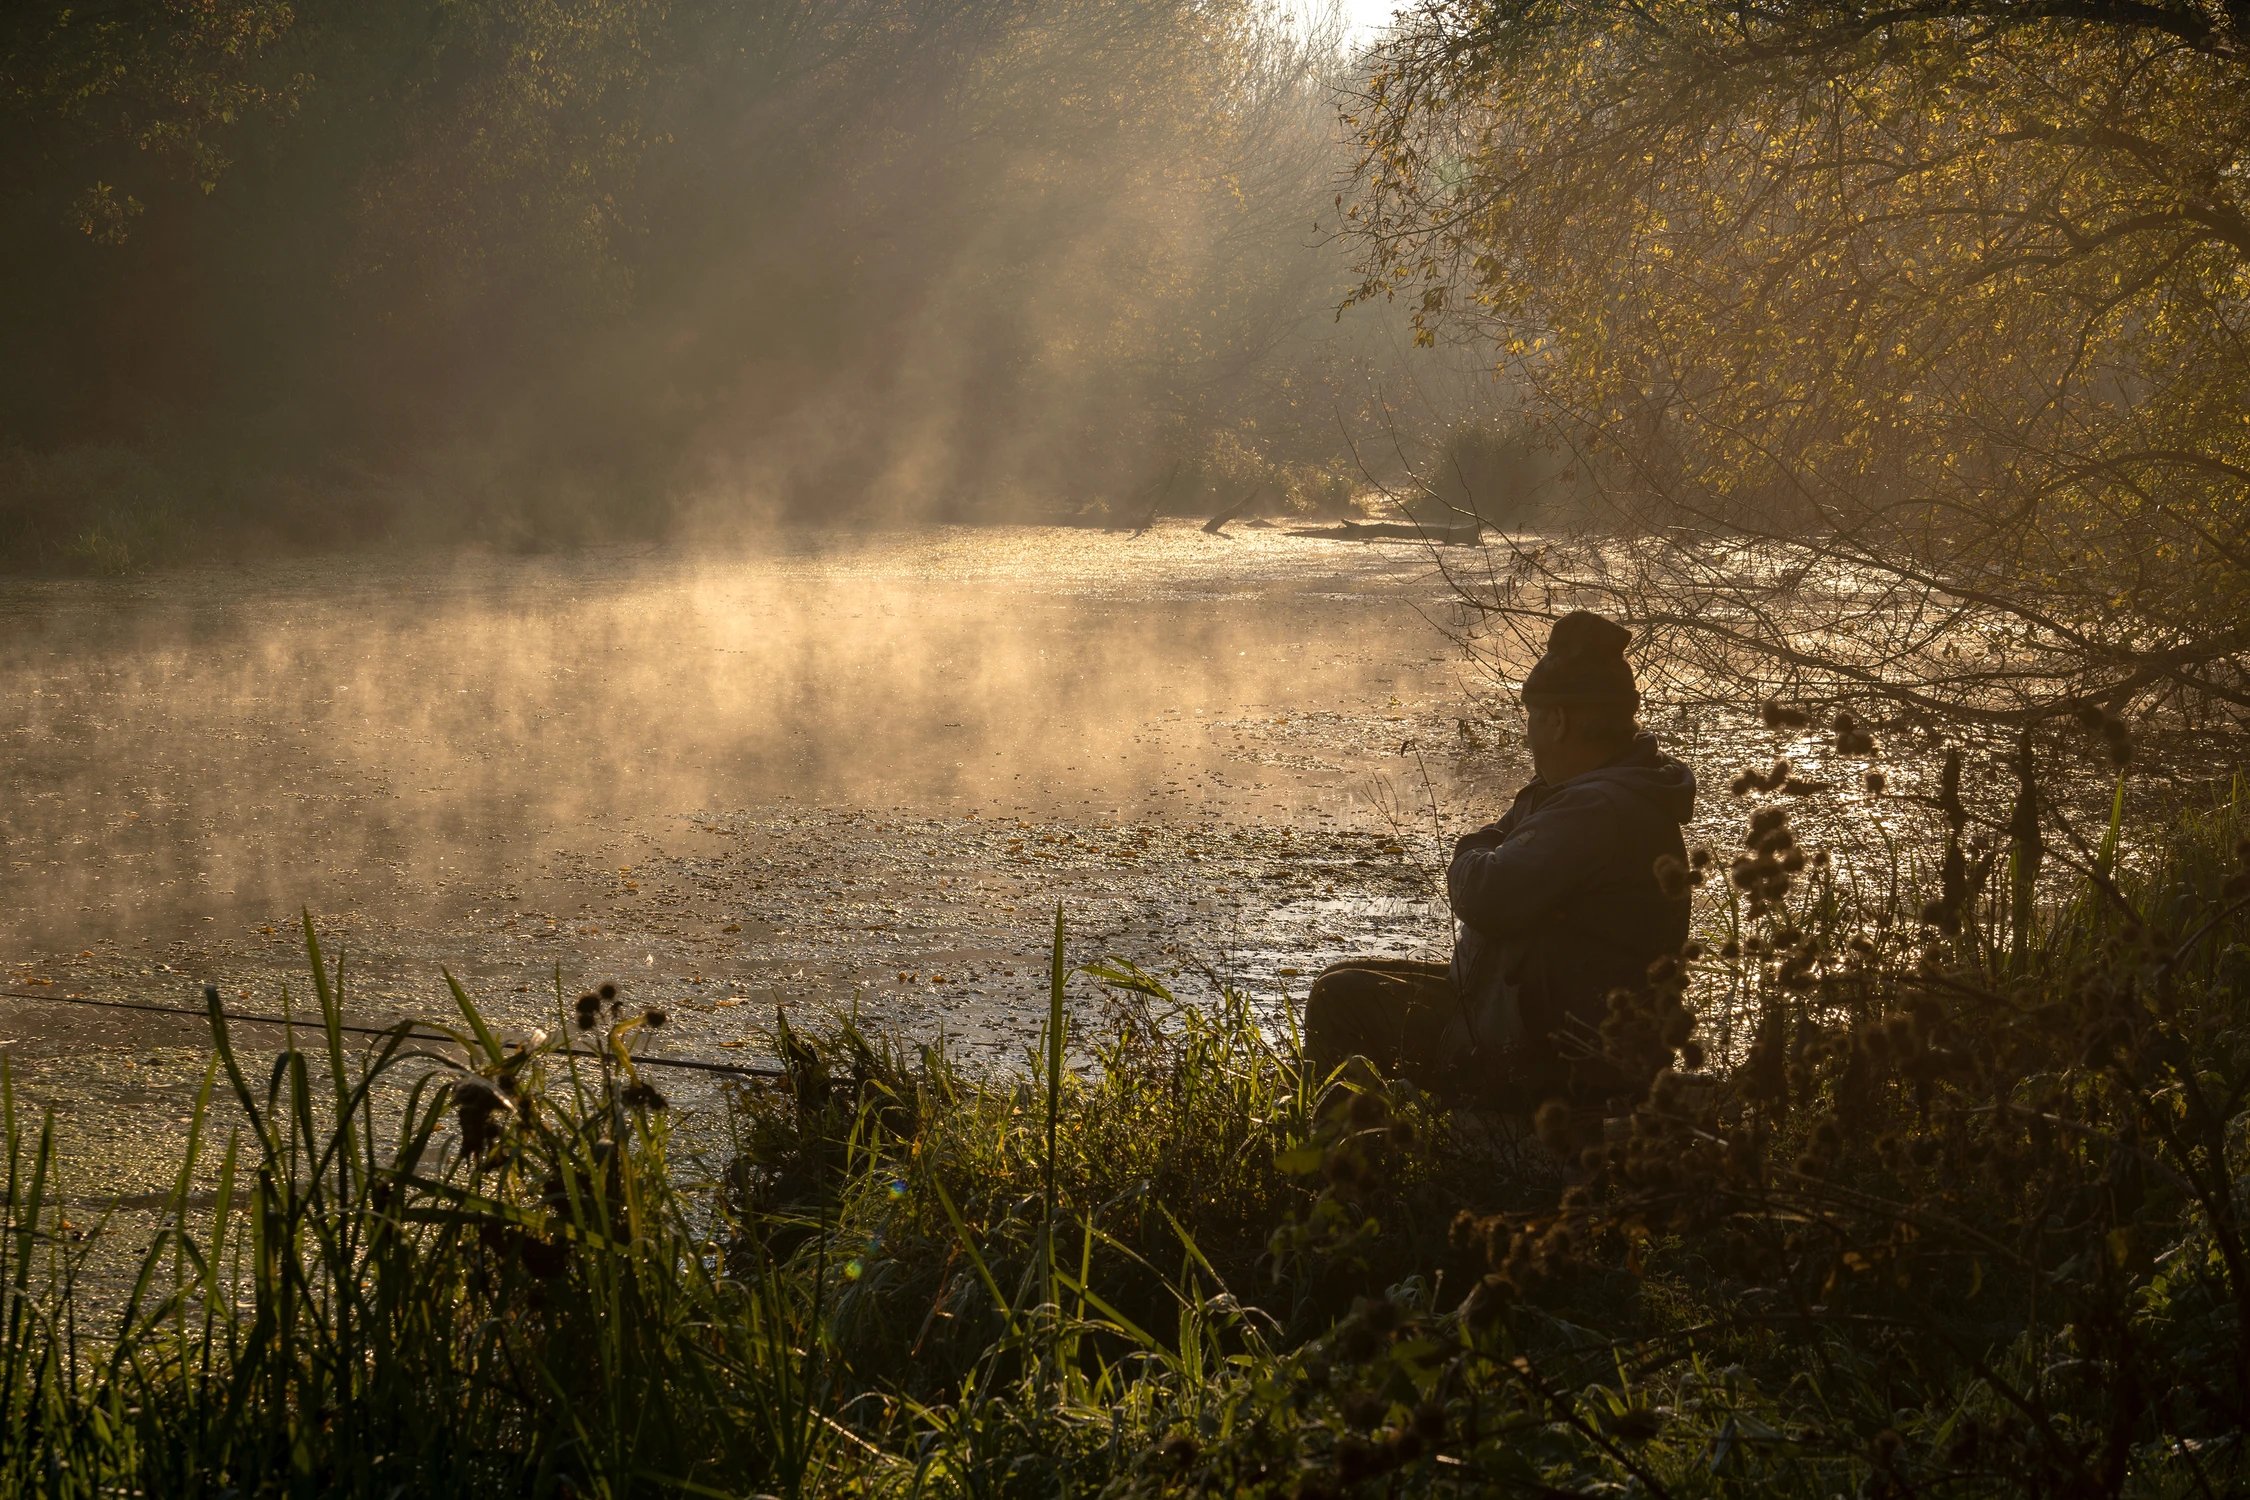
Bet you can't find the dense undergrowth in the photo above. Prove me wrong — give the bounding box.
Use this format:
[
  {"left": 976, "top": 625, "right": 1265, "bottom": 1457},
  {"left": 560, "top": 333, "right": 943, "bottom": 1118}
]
[{"left": 3, "top": 732, "right": 2248, "bottom": 1497}]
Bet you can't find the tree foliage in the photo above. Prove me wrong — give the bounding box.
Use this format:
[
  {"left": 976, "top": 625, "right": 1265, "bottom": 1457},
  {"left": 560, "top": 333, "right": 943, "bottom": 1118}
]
[
  {"left": 1, "top": 0, "right": 1378, "bottom": 556},
  {"left": 1350, "top": 1, "right": 2250, "bottom": 728},
  {"left": 2, "top": 0, "right": 305, "bottom": 242}
]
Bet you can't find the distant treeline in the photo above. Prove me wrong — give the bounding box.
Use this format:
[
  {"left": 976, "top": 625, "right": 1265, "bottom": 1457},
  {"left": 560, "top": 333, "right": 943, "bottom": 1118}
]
[{"left": 0, "top": 0, "right": 1544, "bottom": 570}]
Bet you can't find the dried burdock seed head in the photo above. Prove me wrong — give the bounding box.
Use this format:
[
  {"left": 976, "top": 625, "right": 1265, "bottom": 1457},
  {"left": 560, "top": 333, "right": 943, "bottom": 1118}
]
[
  {"left": 642, "top": 1008, "right": 668, "bottom": 1028},
  {"left": 1865, "top": 770, "right": 1887, "bottom": 795},
  {"left": 456, "top": 1077, "right": 504, "bottom": 1112},
  {"left": 621, "top": 1080, "right": 668, "bottom": 1111},
  {"left": 1938, "top": 747, "right": 1968, "bottom": 831},
  {"left": 1449, "top": 1210, "right": 1483, "bottom": 1253},
  {"left": 1652, "top": 854, "right": 1692, "bottom": 900},
  {"left": 1762, "top": 700, "right": 1811, "bottom": 729},
  {"left": 1834, "top": 711, "right": 1877, "bottom": 754},
  {"left": 1688, "top": 845, "right": 1713, "bottom": 870},
  {"left": 1334, "top": 1432, "right": 1377, "bottom": 1481},
  {"left": 1680, "top": 1039, "right": 1706, "bottom": 1070},
  {"left": 454, "top": 1078, "right": 513, "bottom": 1152},
  {"left": 1873, "top": 1429, "right": 1903, "bottom": 1466},
  {"left": 1386, "top": 1120, "right": 1416, "bottom": 1148},
  {"left": 1534, "top": 1098, "right": 1574, "bottom": 1152},
  {"left": 1348, "top": 1090, "right": 1389, "bottom": 1128},
  {"left": 1731, "top": 759, "right": 1794, "bottom": 797},
  {"left": 1649, "top": 1066, "right": 1683, "bottom": 1108},
  {"left": 1719, "top": 939, "right": 1742, "bottom": 960},
  {"left": 1681, "top": 939, "right": 1705, "bottom": 961},
  {"left": 598, "top": 982, "right": 618, "bottom": 1001},
  {"left": 1413, "top": 1398, "right": 1447, "bottom": 1442},
  {"left": 1158, "top": 1431, "right": 1199, "bottom": 1469}
]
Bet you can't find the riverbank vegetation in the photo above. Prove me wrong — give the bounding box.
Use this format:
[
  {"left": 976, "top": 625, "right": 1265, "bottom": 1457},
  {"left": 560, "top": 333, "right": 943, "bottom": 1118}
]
[
  {"left": 1350, "top": 0, "right": 2250, "bottom": 733},
  {"left": 2, "top": 0, "right": 1443, "bottom": 572},
  {"left": 3, "top": 734, "right": 2245, "bottom": 1496}
]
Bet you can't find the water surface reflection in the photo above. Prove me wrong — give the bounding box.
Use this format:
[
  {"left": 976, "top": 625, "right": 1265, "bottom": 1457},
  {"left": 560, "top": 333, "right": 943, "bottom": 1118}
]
[{"left": 3, "top": 525, "right": 1482, "bottom": 955}]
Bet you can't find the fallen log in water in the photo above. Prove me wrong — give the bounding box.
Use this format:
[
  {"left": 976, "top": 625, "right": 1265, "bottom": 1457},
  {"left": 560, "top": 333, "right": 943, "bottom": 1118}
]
[
  {"left": 1286, "top": 518, "right": 1484, "bottom": 546},
  {"left": 1202, "top": 484, "right": 1262, "bottom": 535}
]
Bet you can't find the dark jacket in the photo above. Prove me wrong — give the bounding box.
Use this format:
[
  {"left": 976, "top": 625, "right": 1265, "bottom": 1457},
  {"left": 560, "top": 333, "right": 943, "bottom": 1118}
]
[{"left": 1444, "top": 733, "right": 1695, "bottom": 1094}]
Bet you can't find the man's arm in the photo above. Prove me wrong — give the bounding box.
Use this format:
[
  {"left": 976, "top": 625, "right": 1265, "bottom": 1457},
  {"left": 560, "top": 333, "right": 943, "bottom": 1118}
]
[
  {"left": 1451, "top": 782, "right": 1539, "bottom": 858},
  {"left": 1446, "top": 784, "right": 1619, "bottom": 938}
]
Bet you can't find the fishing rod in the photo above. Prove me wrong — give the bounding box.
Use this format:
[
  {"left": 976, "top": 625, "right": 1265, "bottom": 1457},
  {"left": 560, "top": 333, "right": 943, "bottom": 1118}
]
[{"left": 0, "top": 985, "right": 785, "bottom": 1079}]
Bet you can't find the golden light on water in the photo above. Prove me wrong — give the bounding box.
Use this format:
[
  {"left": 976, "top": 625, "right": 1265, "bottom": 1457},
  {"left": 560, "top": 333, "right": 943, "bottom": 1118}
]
[{"left": 3, "top": 523, "right": 1483, "bottom": 984}]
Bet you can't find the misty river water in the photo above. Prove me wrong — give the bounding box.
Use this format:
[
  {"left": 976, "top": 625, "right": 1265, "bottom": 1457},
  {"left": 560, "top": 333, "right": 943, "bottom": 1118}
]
[
  {"left": 3, "top": 523, "right": 1560, "bottom": 1226},
  {"left": 0, "top": 521, "right": 2026, "bottom": 1264}
]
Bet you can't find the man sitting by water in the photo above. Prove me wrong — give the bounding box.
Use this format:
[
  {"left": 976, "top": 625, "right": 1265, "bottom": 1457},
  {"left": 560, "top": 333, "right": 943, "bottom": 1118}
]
[{"left": 1304, "top": 610, "right": 1696, "bottom": 1106}]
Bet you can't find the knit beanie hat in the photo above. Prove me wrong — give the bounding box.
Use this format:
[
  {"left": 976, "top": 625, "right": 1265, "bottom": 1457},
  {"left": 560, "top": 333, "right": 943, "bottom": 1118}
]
[{"left": 1520, "top": 610, "right": 1640, "bottom": 711}]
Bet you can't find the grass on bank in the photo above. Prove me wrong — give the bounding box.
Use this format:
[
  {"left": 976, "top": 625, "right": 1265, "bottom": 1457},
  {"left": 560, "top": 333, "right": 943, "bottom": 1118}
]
[{"left": 2, "top": 742, "right": 2248, "bottom": 1498}]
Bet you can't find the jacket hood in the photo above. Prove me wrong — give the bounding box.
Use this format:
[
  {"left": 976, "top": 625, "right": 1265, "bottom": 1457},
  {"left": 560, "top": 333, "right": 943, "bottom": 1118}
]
[{"left": 1565, "top": 732, "right": 1696, "bottom": 824}]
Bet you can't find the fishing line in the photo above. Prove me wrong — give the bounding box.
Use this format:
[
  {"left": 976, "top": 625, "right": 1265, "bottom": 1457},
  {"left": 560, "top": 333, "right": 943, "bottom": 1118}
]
[{"left": 0, "top": 986, "right": 784, "bottom": 1079}]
